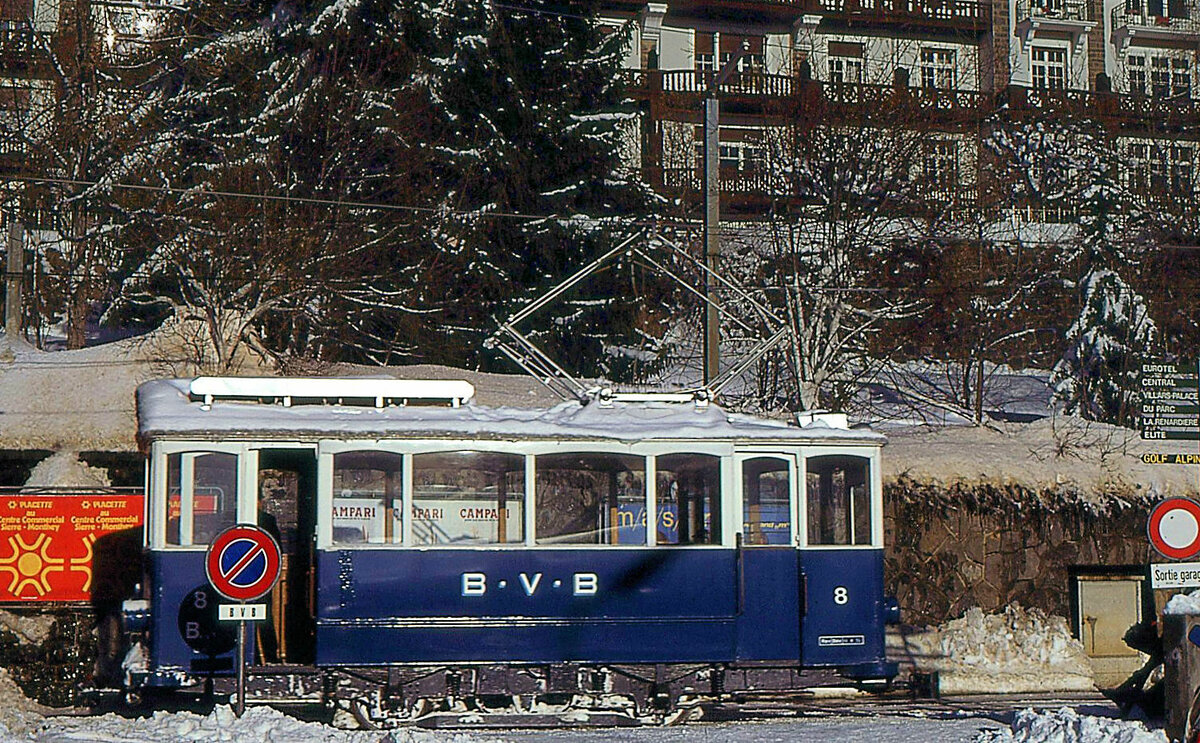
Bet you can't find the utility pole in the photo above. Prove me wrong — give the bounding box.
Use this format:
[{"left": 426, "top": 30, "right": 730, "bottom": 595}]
[
  {"left": 703, "top": 46, "right": 749, "bottom": 386},
  {"left": 4, "top": 218, "right": 24, "bottom": 339}
]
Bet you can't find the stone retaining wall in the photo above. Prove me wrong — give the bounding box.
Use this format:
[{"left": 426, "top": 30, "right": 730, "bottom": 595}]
[{"left": 884, "top": 476, "right": 1155, "bottom": 625}]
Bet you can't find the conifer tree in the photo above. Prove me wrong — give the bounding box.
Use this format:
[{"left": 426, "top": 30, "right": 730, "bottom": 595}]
[
  {"left": 113, "top": 0, "right": 653, "bottom": 370},
  {"left": 1051, "top": 135, "right": 1157, "bottom": 426}
]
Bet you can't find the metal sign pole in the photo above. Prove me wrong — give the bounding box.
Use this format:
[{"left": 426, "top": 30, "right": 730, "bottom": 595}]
[{"left": 236, "top": 617, "right": 246, "bottom": 716}]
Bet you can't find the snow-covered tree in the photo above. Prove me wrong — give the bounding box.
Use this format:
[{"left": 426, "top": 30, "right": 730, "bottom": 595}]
[
  {"left": 1050, "top": 128, "right": 1156, "bottom": 426},
  {"left": 405, "top": 0, "right": 656, "bottom": 369},
  {"left": 111, "top": 0, "right": 653, "bottom": 370},
  {"left": 727, "top": 116, "right": 938, "bottom": 412},
  {"left": 0, "top": 0, "right": 162, "bottom": 347},
  {"left": 989, "top": 116, "right": 1157, "bottom": 425}
]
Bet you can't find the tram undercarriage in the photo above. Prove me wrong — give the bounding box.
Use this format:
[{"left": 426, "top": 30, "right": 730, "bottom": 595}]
[{"left": 166, "top": 662, "right": 873, "bottom": 728}]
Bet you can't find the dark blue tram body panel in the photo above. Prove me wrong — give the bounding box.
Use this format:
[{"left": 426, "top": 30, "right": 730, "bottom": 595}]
[{"left": 143, "top": 546, "right": 890, "bottom": 676}]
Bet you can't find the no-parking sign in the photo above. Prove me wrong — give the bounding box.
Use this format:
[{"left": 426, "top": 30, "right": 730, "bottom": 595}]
[
  {"left": 204, "top": 524, "right": 281, "bottom": 602},
  {"left": 1148, "top": 497, "right": 1200, "bottom": 560}
]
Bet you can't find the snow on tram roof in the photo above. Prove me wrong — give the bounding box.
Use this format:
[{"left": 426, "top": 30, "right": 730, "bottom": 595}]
[{"left": 136, "top": 378, "right": 885, "bottom": 444}]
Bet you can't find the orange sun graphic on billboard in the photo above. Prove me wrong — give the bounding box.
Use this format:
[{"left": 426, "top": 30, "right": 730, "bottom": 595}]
[{"left": 0, "top": 534, "right": 66, "bottom": 598}]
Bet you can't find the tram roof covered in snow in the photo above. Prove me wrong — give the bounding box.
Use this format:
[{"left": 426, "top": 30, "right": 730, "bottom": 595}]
[{"left": 135, "top": 377, "right": 886, "bottom": 445}]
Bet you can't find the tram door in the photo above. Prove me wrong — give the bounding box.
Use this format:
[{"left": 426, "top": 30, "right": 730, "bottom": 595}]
[
  {"left": 256, "top": 448, "right": 318, "bottom": 665},
  {"left": 736, "top": 455, "right": 803, "bottom": 661}
]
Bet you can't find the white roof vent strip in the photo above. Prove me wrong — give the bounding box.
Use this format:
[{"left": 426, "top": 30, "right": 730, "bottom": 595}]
[
  {"left": 795, "top": 410, "right": 849, "bottom": 429},
  {"left": 189, "top": 377, "right": 476, "bottom": 409}
]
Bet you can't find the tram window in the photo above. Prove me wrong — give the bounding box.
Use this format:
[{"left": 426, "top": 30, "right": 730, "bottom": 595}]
[
  {"left": 535, "top": 454, "right": 645, "bottom": 545},
  {"left": 806, "top": 455, "right": 872, "bottom": 546},
  {"left": 332, "top": 451, "right": 402, "bottom": 545},
  {"left": 411, "top": 452, "right": 524, "bottom": 545},
  {"left": 165, "top": 452, "right": 238, "bottom": 546},
  {"left": 742, "top": 458, "right": 791, "bottom": 545},
  {"left": 656, "top": 454, "right": 721, "bottom": 546}
]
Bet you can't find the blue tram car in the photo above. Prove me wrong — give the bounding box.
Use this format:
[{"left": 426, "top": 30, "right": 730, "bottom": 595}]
[{"left": 123, "top": 376, "right": 898, "bottom": 724}]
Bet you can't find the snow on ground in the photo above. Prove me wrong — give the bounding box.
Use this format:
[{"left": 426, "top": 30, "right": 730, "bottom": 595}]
[
  {"left": 974, "top": 708, "right": 1166, "bottom": 743},
  {"left": 22, "top": 452, "right": 111, "bottom": 489},
  {"left": 0, "top": 667, "right": 54, "bottom": 739},
  {"left": 31, "top": 705, "right": 398, "bottom": 743},
  {"left": 2, "top": 703, "right": 499, "bottom": 743},
  {"left": 1164, "top": 589, "right": 1200, "bottom": 615},
  {"left": 892, "top": 605, "right": 1095, "bottom": 694},
  {"left": 881, "top": 416, "right": 1200, "bottom": 502}
]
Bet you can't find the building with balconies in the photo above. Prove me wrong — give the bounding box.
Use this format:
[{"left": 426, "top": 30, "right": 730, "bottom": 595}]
[{"left": 603, "top": 0, "right": 1200, "bottom": 218}]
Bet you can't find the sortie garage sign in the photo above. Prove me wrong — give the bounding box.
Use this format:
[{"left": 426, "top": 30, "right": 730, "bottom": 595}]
[{"left": 1151, "top": 562, "right": 1200, "bottom": 590}]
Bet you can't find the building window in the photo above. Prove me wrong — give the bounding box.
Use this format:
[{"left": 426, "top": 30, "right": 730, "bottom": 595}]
[
  {"left": 1152, "top": 57, "right": 1170, "bottom": 97},
  {"left": 721, "top": 34, "right": 765, "bottom": 73},
  {"left": 1127, "top": 141, "right": 1194, "bottom": 198},
  {"left": 1129, "top": 54, "right": 1191, "bottom": 97},
  {"left": 694, "top": 128, "right": 764, "bottom": 173},
  {"left": 1172, "top": 58, "right": 1191, "bottom": 98},
  {"left": 1171, "top": 144, "right": 1194, "bottom": 193},
  {"left": 695, "top": 32, "right": 715, "bottom": 71},
  {"left": 1128, "top": 55, "right": 1147, "bottom": 95},
  {"left": 920, "top": 48, "right": 956, "bottom": 90},
  {"left": 827, "top": 40, "right": 865, "bottom": 84},
  {"left": 1031, "top": 47, "right": 1067, "bottom": 90},
  {"left": 923, "top": 139, "right": 958, "bottom": 192},
  {"left": 829, "top": 56, "right": 864, "bottom": 84}
]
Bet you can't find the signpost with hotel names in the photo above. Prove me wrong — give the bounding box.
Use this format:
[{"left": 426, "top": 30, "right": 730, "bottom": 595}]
[{"left": 1140, "top": 362, "right": 1200, "bottom": 441}]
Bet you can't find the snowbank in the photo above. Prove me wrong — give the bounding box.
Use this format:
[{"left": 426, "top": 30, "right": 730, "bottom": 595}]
[
  {"left": 893, "top": 605, "right": 1095, "bottom": 694},
  {"left": 882, "top": 416, "right": 1199, "bottom": 502},
  {"left": 0, "top": 667, "right": 49, "bottom": 738},
  {"left": 974, "top": 707, "right": 1166, "bottom": 743},
  {"left": 22, "top": 452, "right": 112, "bottom": 489},
  {"left": 1164, "top": 589, "right": 1200, "bottom": 615},
  {"left": 31, "top": 705, "right": 480, "bottom": 743}
]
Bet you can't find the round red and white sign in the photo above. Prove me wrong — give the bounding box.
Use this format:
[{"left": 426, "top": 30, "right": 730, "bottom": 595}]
[
  {"left": 1148, "top": 497, "right": 1200, "bottom": 560},
  {"left": 205, "top": 524, "right": 282, "bottom": 602}
]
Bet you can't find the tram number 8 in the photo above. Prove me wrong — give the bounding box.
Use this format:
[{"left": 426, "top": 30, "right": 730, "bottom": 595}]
[{"left": 833, "top": 586, "right": 849, "bottom": 605}]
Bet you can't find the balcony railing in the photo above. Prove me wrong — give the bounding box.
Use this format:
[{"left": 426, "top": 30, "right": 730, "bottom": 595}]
[
  {"left": 1014, "top": 0, "right": 1092, "bottom": 21},
  {"left": 0, "top": 26, "right": 47, "bottom": 71},
  {"left": 1111, "top": 3, "right": 1200, "bottom": 35},
  {"left": 659, "top": 69, "right": 797, "bottom": 98},
  {"left": 631, "top": 71, "right": 1198, "bottom": 131},
  {"left": 816, "top": 0, "right": 990, "bottom": 29},
  {"left": 1005, "top": 84, "right": 1200, "bottom": 127}
]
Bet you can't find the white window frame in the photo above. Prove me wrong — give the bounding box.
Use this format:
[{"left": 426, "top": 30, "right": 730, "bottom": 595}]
[
  {"left": 920, "top": 47, "right": 957, "bottom": 90},
  {"left": 315, "top": 439, "right": 734, "bottom": 550},
  {"left": 828, "top": 56, "right": 864, "bottom": 85},
  {"left": 798, "top": 445, "right": 883, "bottom": 550},
  {"left": 1031, "top": 46, "right": 1067, "bottom": 91},
  {"left": 148, "top": 441, "right": 257, "bottom": 550},
  {"left": 734, "top": 451, "right": 800, "bottom": 547}
]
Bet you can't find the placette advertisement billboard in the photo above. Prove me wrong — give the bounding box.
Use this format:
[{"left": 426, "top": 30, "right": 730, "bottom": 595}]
[{"left": 0, "top": 494, "right": 143, "bottom": 602}]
